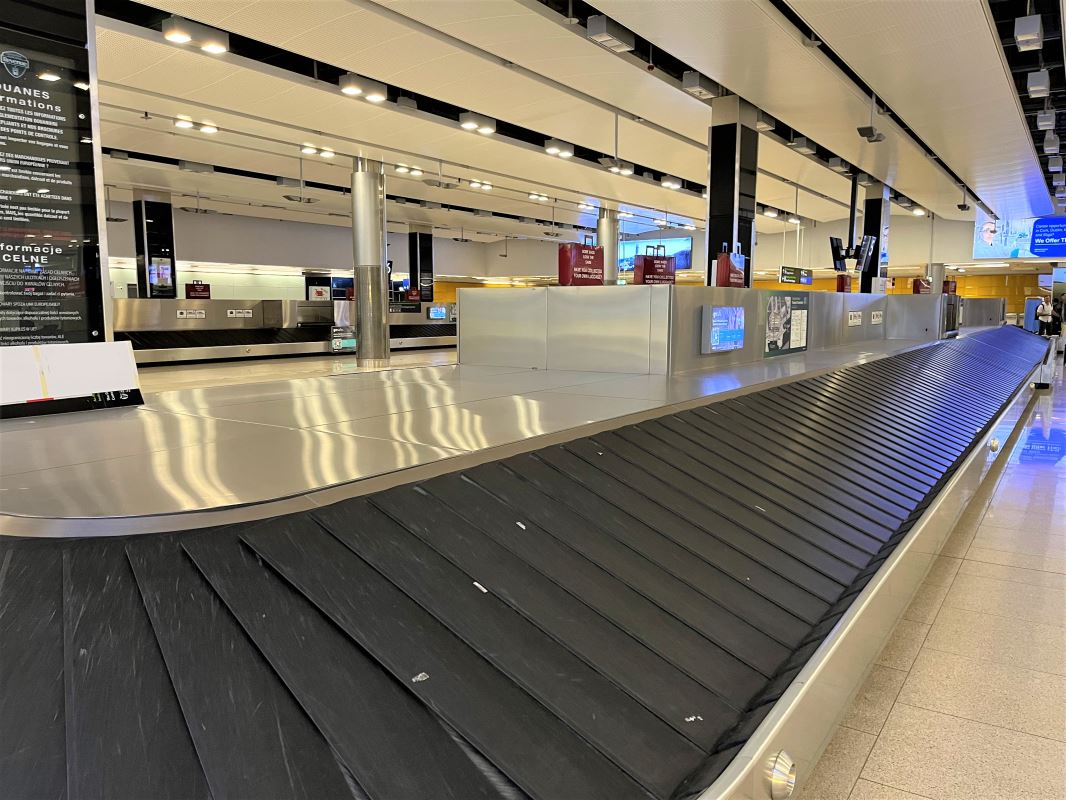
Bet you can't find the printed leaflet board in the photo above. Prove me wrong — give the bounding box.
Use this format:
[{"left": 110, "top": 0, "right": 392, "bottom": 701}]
[
  {"left": 847, "top": 311, "right": 863, "bottom": 327},
  {"left": 765, "top": 292, "right": 809, "bottom": 357}
]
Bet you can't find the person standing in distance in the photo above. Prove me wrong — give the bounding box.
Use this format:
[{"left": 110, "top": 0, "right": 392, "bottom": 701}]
[{"left": 1036, "top": 296, "right": 1055, "bottom": 336}]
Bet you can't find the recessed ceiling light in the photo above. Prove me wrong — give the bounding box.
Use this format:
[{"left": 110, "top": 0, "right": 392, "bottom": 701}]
[
  {"left": 200, "top": 34, "right": 229, "bottom": 55},
  {"left": 764, "top": 208, "right": 779, "bottom": 218},
  {"left": 174, "top": 117, "right": 194, "bottom": 129},
  {"left": 162, "top": 15, "right": 192, "bottom": 43},
  {"left": 199, "top": 124, "right": 218, "bottom": 134},
  {"left": 660, "top": 175, "right": 682, "bottom": 190},
  {"left": 459, "top": 111, "right": 495, "bottom": 134},
  {"left": 618, "top": 210, "right": 633, "bottom": 218},
  {"left": 319, "top": 149, "right": 334, "bottom": 158},
  {"left": 481, "top": 182, "right": 492, "bottom": 191},
  {"left": 912, "top": 207, "right": 926, "bottom": 216},
  {"left": 545, "top": 138, "right": 573, "bottom": 158},
  {"left": 339, "top": 72, "right": 363, "bottom": 96},
  {"left": 578, "top": 202, "right": 594, "bottom": 210},
  {"left": 469, "top": 180, "right": 482, "bottom": 189},
  {"left": 395, "top": 164, "right": 410, "bottom": 174},
  {"left": 301, "top": 144, "right": 318, "bottom": 155},
  {"left": 787, "top": 214, "right": 802, "bottom": 224},
  {"left": 409, "top": 167, "right": 423, "bottom": 177}
]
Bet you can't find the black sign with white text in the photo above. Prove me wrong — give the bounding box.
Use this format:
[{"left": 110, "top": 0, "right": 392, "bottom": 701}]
[{"left": 0, "top": 24, "right": 103, "bottom": 346}]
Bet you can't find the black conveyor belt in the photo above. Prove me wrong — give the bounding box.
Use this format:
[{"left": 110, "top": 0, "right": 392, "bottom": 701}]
[{"left": 0, "top": 327, "right": 1048, "bottom": 800}]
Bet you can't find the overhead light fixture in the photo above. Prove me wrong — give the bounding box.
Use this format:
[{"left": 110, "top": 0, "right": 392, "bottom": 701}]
[
  {"left": 856, "top": 172, "right": 873, "bottom": 187},
  {"left": 618, "top": 210, "right": 633, "bottom": 218},
  {"left": 828, "top": 156, "right": 851, "bottom": 174},
  {"left": 578, "top": 202, "right": 594, "bottom": 210},
  {"left": 682, "top": 70, "right": 719, "bottom": 100},
  {"left": 339, "top": 72, "right": 364, "bottom": 96},
  {"left": 162, "top": 15, "right": 192, "bottom": 43},
  {"left": 363, "top": 80, "right": 387, "bottom": 103},
  {"left": 37, "top": 70, "right": 61, "bottom": 82},
  {"left": 586, "top": 14, "right": 635, "bottom": 53},
  {"left": 395, "top": 164, "right": 410, "bottom": 174},
  {"left": 1014, "top": 14, "right": 1043, "bottom": 52},
  {"left": 459, "top": 111, "right": 496, "bottom": 134},
  {"left": 199, "top": 123, "right": 218, "bottom": 134},
  {"left": 178, "top": 160, "right": 213, "bottom": 173},
  {"left": 789, "top": 136, "right": 816, "bottom": 155},
  {"left": 409, "top": 166, "right": 423, "bottom": 177},
  {"left": 660, "top": 175, "right": 682, "bottom": 190},
  {"left": 1028, "top": 69, "right": 1051, "bottom": 98},
  {"left": 1057, "top": 187, "right": 1066, "bottom": 199},
  {"left": 1038, "top": 109, "right": 1056, "bottom": 130},
  {"left": 319, "top": 149, "right": 334, "bottom": 158},
  {"left": 755, "top": 111, "right": 775, "bottom": 132},
  {"left": 528, "top": 192, "right": 548, "bottom": 202},
  {"left": 912, "top": 206, "right": 927, "bottom": 216},
  {"left": 787, "top": 214, "right": 801, "bottom": 224},
  {"left": 200, "top": 31, "right": 229, "bottom": 54},
  {"left": 469, "top": 180, "right": 482, "bottom": 188},
  {"left": 174, "top": 117, "right": 194, "bottom": 129},
  {"left": 480, "top": 182, "right": 492, "bottom": 191},
  {"left": 545, "top": 138, "right": 574, "bottom": 158},
  {"left": 1054, "top": 173, "right": 1065, "bottom": 187},
  {"left": 1051, "top": 156, "right": 1063, "bottom": 173},
  {"left": 73, "top": 80, "right": 90, "bottom": 91},
  {"left": 300, "top": 144, "right": 318, "bottom": 155},
  {"left": 1045, "top": 131, "right": 1060, "bottom": 155},
  {"left": 764, "top": 207, "right": 779, "bottom": 218}
]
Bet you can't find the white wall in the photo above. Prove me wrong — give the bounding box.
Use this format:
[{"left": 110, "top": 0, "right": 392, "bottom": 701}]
[{"left": 754, "top": 214, "right": 975, "bottom": 270}]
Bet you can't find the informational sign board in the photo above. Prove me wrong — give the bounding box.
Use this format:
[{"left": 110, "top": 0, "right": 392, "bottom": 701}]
[
  {"left": 185, "top": 282, "right": 211, "bottom": 299},
  {"left": 0, "top": 340, "right": 141, "bottom": 418},
  {"left": 330, "top": 325, "right": 357, "bottom": 353},
  {"left": 700, "top": 305, "right": 745, "bottom": 354},
  {"left": 847, "top": 311, "right": 863, "bottom": 327},
  {"left": 765, "top": 292, "right": 809, "bottom": 357},
  {"left": 389, "top": 301, "right": 421, "bottom": 314},
  {"left": 0, "top": 27, "right": 104, "bottom": 346},
  {"left": 558, "top": 243, "right": 604, "bottom": 286},
  {"left": 912, "top": 279, "right": 932, "bottom": 294},
  {"left": 712, "top": 249, "right": 746, "bottom": 288},
  {"left": 307, "top": 284, "right": 329, "bottom": 301},
  {"left": 633, "top": 254, "right": 676, "bottom": 285},
  {"left": 836, "top": 274, "right": 852, "bottom": 293},
  {"left": 871, "top": 310, "right": 884, "bottom": 325},
  {"left": 426, "top": 305, "right": 448, "bottom": 320},
  {"left": 779, "top": 266, "right": 813, "bottom": 285}
]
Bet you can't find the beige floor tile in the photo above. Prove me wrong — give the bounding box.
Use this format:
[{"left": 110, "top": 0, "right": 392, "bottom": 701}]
[
  {"left": 849, "top": 779, "right": 933, "bottom": 800},
  {"left": 959, "top": 558, "right": 1066, "bottom": 589},
  {"left": 903, "top": 581, "right": 951, "bottom": 625},
  {"left": 839, "top": 665, "right": 908, "bottom": 735},
  {"left": 799, "top": 725, "right": 876, "bottom": 800},
  {"left": 861, "top": 703, "right": 1066, "bottom": 800},
  {"left": 942, "top": 572, "right": 1066, "bottom": 627},
  {"left": 924, "top": 606, "right": 1066, "bottom": 676},
  {"left": 965, "top": 545, "right": 1066, "bottom": 575},
  {"left": 898, "top": 649, "right": 1066, "bottom": 741},
  {"left": 937, "top": 525, "right": 976, "bottom": 559},
  {"left": 979, "top": 506, "right": 1063, "bottom": 531},
  {"left": 876, "top": 619, "right": 931, "bottom": 671},
  {"left": 972, "top": 526, "right": 1066, "bottom": 558},
  {"left": 923, "top": 555, "right": 962, "bottom": 587}
]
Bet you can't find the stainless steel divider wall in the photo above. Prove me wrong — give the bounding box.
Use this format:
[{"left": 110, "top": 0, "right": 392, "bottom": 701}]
[{"left": 0, "top": 327, "right": 1047, "bottom": 800}]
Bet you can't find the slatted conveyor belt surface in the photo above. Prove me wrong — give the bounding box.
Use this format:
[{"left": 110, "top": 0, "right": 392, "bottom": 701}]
[{"left": 0, "top": 326, "right": 1048, "bottom": 800}]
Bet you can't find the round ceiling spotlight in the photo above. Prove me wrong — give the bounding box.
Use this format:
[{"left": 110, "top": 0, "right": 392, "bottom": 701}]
[
  {"left": 339, "top": 72, "right": 363, "bottom": 96},
  {"left": 300, "top": 144, "right": 318, "bottom": 155}
]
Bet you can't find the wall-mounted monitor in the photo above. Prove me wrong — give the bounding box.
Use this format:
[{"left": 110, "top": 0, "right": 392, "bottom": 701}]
[
  {"left": 700, "top": 305, "right": 745, "bottom": 354},
  {"left": 972, "top": 208, "right": 1066, "bottom": 259},
  {"left": 427, "top": 305, "right": 447, "bottom": 320},
  {"left": 619, "top": 237, "right": 692, "bottom": 271},
  {"left": 330, "top": 276, "right": 353, "bottom": 300}
]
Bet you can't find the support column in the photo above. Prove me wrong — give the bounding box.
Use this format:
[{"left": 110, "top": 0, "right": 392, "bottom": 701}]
[
  {"left": 861, "top": 181, "right": 891, "bottom": 293},
  {"left": 929, "top": 263, "right": 946, "bottom": 293},
  {"left": 408, "top": 223, "right": 433, "bottom": 301},
  {"left": 597, "top": 208, "right": 619, "bottom": 285},
  {"left": 351, "top": 158, "right": 389, "bottom": 363},
  {"left": 705, "top": 96, "right": 759, "bottom": 286}
]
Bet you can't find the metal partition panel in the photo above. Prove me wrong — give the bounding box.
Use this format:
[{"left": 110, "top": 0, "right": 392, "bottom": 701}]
[
  {"left": 843, "top": 294, "right": 888, "bottom": 345},
  {"left": 668, "top": 286, "right": 765, "bottom": 375},
  {"left": 807, "top": 293, "right": 845, "bottom": 350},
  {"left": 962, "top": 297, "right": 1007, "bottom": 328},
  {"left": 546, "top": 286, "right": 667, "bottom": 373},
  {"left": 457, "top": 287, "right": 547, "bottom": 368},
  {"left": 884, "top": 294, "right": 942, "bottom": 341}
]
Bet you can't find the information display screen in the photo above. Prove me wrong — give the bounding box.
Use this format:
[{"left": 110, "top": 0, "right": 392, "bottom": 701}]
[
  {"left": 427, "top": 305, "right": 447, "bottom": 320},
  {"left": 973, "top": 208, "right": 1066, "bottom": 259},
  {"left": 0, "top": 28, "right": 103, "bottom": 346},
  {"left": 710, "top": 306, "right": 744, "bottom": 352},
  {"left": 619, "top": 237, "right": 692, "bottom": 271},
  {"left": 765, "top": 292, "right": 809, "bottom": 357}
]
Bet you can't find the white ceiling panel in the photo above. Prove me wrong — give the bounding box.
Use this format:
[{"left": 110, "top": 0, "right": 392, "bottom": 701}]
[
  {"left": 594, "top": 0, "right": 982, "bottom": 219},
  {"left": 785, "top": 0, "right": 1048, "bottom": 220}
]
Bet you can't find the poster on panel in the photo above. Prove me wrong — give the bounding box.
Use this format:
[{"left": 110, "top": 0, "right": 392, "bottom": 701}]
[{"left": 764, "top": 292, "right": 809, "bottom": 357}]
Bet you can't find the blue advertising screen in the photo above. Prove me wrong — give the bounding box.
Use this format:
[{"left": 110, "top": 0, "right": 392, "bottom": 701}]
[
  {"left": 711, "top": 306, "right": 745, "bottom": 351},
  {"left": 973, "top": 209, "right": 1066, "bottom": 259},
  {"left": 619, "top": 237, "right": 692, "bottom": 271}
]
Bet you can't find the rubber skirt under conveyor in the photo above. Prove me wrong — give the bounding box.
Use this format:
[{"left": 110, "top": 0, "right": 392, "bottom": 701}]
[{"left": 0, "top": 326, "right": 1049, "bottom": 800}]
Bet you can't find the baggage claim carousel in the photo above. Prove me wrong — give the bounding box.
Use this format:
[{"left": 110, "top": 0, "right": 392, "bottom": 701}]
[{"left": 0, "top": 327, "right": 1050, "bottom": 800}]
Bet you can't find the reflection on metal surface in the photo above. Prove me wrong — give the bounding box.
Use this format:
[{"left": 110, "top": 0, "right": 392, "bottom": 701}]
[{"left": 767, "top": 751, "right": 796, "bottom": 800}]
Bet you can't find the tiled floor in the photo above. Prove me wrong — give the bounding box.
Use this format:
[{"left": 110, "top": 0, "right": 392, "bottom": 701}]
[{"left": 801, "top": 361, "right": 1066, "bottom": 800}]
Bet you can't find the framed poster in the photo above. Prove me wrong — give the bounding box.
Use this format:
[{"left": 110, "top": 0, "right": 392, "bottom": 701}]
[{"left": 765, "top": 292, "right": 809, "bottom": 357}]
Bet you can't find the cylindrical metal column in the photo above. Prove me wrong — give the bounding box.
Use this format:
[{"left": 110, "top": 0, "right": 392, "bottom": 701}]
[
  {"left": 351, "top": 158, "right": 389, "bottom": 363},
  {"left": 929, "top": 263, "right": 946, "bottom": 293},
  {"left": 597, "top": 208, "right": 619, "bottom": 285}
]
